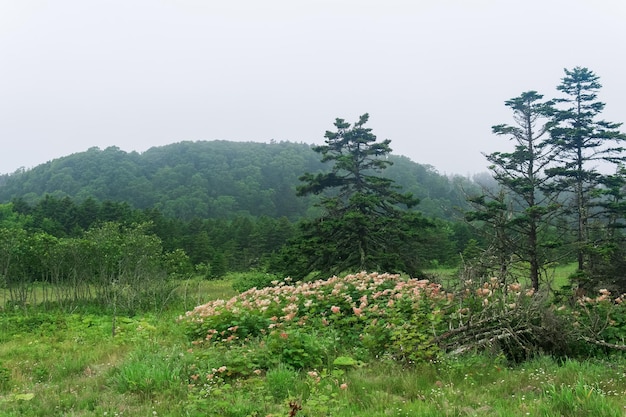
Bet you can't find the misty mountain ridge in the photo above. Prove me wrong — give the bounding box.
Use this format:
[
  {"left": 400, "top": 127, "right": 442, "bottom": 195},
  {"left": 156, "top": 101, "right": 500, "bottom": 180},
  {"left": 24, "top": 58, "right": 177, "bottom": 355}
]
[{"left": 0, "top": 140, "right": 477, "bottom": 221}]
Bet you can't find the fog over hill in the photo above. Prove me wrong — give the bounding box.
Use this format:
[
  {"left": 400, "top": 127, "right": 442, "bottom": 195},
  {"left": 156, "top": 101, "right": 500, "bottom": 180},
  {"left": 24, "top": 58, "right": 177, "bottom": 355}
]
[{"left": 0, "top": 140, "right": 478, "bottom": 221}]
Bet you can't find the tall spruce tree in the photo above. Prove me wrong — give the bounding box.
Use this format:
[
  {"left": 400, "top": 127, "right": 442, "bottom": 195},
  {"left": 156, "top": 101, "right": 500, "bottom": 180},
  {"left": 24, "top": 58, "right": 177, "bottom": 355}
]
[
  {"left": 472, "top": 91, "right": 559, "bottom": 291},
  {"left": 548, "top": 67, "right": 626, "bottom": 274},
  {"left": 280, "top": 114, "right": 431, "bottom": 278}
]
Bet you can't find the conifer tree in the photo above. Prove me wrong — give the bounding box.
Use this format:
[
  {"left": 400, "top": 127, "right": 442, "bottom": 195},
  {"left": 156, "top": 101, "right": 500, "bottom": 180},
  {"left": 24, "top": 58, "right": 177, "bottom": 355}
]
[
  {"left": 279, "top": 114, "right": 431, "bottom": 278},
  {"left": 478, "top": 91, "right": 559, "bottom": 291},
  {"left": 547, "top": 67, "right": 626, "bottom": 273}
]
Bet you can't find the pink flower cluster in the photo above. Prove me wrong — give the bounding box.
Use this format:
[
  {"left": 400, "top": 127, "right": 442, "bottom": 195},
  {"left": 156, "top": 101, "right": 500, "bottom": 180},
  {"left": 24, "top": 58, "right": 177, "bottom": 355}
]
[
  {"left": 180, "top": 271, "right": 452, "bottom": 342},
  {"left": 576, "top": 288, "right": 626, "bottom": 306},
  {"left": 180, "top": 271, "right": 549, "bottom": 348}
]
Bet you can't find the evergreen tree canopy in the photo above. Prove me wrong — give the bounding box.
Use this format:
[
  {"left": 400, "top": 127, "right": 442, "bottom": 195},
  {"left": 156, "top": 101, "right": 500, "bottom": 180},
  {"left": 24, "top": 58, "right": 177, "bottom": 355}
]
[
  {"left": 476, "top": 91, "right": 559, "bottom": 290},
  {"left": 280, "top": 114, "right": 432, "bottom": 278},
  {"left": 548, "top": 67, "right": 626, "bottom": 272}
]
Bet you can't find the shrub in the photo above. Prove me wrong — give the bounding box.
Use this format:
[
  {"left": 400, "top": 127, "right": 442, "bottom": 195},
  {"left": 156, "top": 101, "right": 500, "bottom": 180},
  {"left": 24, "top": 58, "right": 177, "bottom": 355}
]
[
  {"left": 180, "top": 271, "right": 626, "bottom": 372},
  {"left": 231, "top": 271, "right": 280, "bottom": 292},
  {"left": 180, "top": 272, "right": 455, "bottom": 367},
  {"left": 264, "top": 328, "right": 326, "bottom": 370}
]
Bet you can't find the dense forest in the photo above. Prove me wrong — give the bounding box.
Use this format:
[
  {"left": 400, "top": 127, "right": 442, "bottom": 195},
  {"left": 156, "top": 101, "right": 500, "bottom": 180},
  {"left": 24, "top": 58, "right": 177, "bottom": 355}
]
[
  {"left": 0, "top": 139, "right": 483, "bottom": 311},
  {"left": 0, "top": 140, "right": 475, "bottom": 221}
]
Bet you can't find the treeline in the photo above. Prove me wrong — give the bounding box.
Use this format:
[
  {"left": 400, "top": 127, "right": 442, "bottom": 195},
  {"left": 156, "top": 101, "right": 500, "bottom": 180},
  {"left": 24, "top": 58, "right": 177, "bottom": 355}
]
[
  {"left": 4, "top": 196, "right": 295, "bottom": 275},
  {"left": 467, "top": 67, "right": 626, "bottom": 293},
  {"left": 0, "top": 207, "right": 171, "bottom": 313},
  {"left": 5, "top": 194, "right": 473, "bottom": 271},
  {"left": 0, "top": 193, "right": 474, "bottom": 310},
  {"left": 0, "top": 198, "right": 296, "bottom": 311},
  {"left": 0, "top": 140, "right": 476, "bottom": 221}
]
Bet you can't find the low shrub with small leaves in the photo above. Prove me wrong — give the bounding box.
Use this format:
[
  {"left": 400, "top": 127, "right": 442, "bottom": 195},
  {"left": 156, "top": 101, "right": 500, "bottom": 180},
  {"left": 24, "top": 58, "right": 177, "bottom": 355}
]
[
  {"left": 231, "top": 271, "right": 281, "bottom": 293},
  {"left": 181, "top": 271, "right": 626, "bottom": 370},
  {"left": 181, "top": 273, "right": 450, "bottom": 363},
  {"left": 570, "top": 289, "right": 626, "bottom": 349},
  {"left": 180, "top": 272, "right": 559, "bottom": 369}
]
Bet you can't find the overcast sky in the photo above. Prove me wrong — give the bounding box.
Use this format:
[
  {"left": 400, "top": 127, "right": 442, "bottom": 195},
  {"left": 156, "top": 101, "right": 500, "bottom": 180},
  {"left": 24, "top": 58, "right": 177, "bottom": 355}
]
[{"left": 2, "top": 0, "right": 625, "bottom": 177}]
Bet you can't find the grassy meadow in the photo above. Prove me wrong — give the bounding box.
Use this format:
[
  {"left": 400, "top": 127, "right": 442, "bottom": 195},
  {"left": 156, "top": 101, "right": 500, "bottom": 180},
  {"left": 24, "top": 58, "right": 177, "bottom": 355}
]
[{"left": 2, "top": 266, "right": 626, "bottom": 416}]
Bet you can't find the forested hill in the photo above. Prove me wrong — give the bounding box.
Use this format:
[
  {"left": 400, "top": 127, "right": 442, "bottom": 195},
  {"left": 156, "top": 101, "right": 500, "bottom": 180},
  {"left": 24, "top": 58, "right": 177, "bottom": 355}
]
[{"left": 0, "top": 140, "right": 477, "bottom": 221}]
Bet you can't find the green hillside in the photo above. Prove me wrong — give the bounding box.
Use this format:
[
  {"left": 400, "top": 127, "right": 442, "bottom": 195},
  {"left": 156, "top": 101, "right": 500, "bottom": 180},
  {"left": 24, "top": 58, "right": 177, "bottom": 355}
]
[{"left": 0, "top": 140, "right": 477, "bottom": 221}]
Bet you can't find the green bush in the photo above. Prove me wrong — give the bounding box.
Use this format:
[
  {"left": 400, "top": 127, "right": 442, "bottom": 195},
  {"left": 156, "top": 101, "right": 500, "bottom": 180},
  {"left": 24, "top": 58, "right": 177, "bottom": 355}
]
[
  {"left": 264, "top": 328, "right": 327, "bottom": 370},
  {"left": 181, "top": 271, "right": 626, "bottom": 375},
  {"left": 231, "top": 271, "right": 280, "bottom": 292},
  {"left": 181, "top": 272, "right": 454, "bottom": 368}
]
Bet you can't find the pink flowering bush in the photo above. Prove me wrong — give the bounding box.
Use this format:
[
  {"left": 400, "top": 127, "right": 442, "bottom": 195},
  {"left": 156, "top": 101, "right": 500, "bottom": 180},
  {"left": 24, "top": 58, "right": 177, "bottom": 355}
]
[
  {"left": 571, "top": 288, "right": 626, "bottom": 349},
  {"left": 180, "top": 272, "right": 545, "bottom": 368},
  {"left": 177, "top": 270, "right": 626, "bottom": 417},
  {"left": 183, "top": 273, "right": 438, "bottom": 334}
]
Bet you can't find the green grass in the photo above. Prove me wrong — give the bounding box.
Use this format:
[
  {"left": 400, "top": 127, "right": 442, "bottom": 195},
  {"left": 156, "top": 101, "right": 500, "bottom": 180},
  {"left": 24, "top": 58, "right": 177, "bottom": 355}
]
[
  {"left": 548, "top": 262, "right": 579, "bottom": 288},
  {"left": 0, "top": 276, "right": 238, "bottom": 312},
  {"left": 2, "top": 274, "right": 626, "bottom": 416},
  {"left": 0, "top": 283, "right": 93, "bottom": 308},
  {"left": 176, "top": 276, "right": 238, "bottom": 309},
  {"left": 426, "top": 262, "right": 579, "bottom": 291}
]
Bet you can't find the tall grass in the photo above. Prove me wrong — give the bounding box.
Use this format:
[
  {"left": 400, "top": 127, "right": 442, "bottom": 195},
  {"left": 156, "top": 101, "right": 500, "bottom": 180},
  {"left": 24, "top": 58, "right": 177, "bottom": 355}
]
[
  {"left": 549, "top": 262, "right": 579, "bottom": 288},
  {"left": 2, "top": 274, "right": 626, "bottom": 416},
  {"left": 109, "top": 341, "right": 189, "bottom": 398},
  {"left": 176, "top": 276, "right": 238, "bottom": 310}
]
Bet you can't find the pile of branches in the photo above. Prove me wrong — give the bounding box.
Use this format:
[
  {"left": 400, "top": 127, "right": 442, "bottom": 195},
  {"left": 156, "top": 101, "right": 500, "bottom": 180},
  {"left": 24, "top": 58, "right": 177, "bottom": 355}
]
[
  {"left": 432, "top": 285, "right": 579, "bottom": 361},
  {"left": 432, "top": 280, "right": 626, "bottom": 361}
]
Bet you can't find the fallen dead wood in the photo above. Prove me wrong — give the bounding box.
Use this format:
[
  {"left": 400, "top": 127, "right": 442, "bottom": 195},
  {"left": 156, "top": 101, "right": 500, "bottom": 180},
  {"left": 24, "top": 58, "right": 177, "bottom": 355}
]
[
  {"left": 579, "top": 336, "right": 626, "bottom": 351},
  {"left": 432, "top": 298, "right": 542, "bottom": 352}
]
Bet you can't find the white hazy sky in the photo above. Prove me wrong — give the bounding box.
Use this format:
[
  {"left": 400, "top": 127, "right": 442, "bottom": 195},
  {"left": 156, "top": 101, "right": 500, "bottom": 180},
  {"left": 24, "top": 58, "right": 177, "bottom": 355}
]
[{"left": 2, "top": 0, "right": 626, "bottom": 176}]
